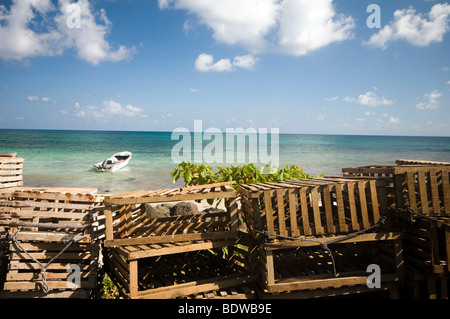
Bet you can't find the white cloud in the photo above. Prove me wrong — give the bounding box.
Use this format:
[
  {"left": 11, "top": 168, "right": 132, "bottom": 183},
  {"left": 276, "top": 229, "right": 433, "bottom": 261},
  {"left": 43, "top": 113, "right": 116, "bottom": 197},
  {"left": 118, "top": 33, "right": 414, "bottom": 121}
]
[
  {"left": 27, "top": 95, "right": 54, "bottom": 103},
  {"left": 365, "top": 3, "right": 450, "bottom": 49},
  {"left": 344, "top": 91, "right": 394, "bottom": 107},
  {"left": 160, "top": 0, "right": 354, "bottom": 56},
  {"left": 389, "top": 116, "right": 401, "bottom": 124},
  {"left": 233, "top": 54, "right": 257, "bottom": 69},
  {"left": 316, "top": 114, "right": 326, "bottom": 120},
  {"left": 447, "top": 80, "right": 450, "bottom": 85},
  {"left": 325, "top": 96, "right": 339, "bottom": 101},
  {"left": 0, "top": 0, "right": 135, "bottom": 65},
  {"left": 195, "top": 53, "right": 233, "bottom": 72},
  {"left": 416, "top": 89, "right": 442, "bottom": 110},
  {"left": 194, "top": 53, "right": 257, "bottom": 72},
  {"left": 74, "top": 100, "right": 146, "bottom": 119}
]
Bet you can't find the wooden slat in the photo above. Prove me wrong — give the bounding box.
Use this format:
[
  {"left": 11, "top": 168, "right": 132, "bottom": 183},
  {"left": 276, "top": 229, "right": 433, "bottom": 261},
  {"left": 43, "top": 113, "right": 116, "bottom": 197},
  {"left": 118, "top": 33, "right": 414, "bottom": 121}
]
[
  {"left": 288, "top": 189, "right": 299, "bottom": 237},
  {"left": 264, "top": 190, "right": 275, "bottom": 235},
  {"left": 311, "top": 187, "right": 324, "bottom": 235},
  {"left": 369, "top": 180, "right": 380, "bottom": 223},
  {"left": 299, "top": 187, "right": 311, "bottom": 236},
  {"left": 428, "top": 170, "right": 441, "bottom": 215},
  {"left": 323, "top": 185, "right": 335, "bottom": 234},
  {"left": 347, "top": 182, "right": 360, "bottom": 231},
  {"left": 358, "top": 181, "right": 370, "bottom": 229},
  {"left": 418, "top": 171, "right": 429, "bottom": 215},
  {"left": 335, "top": 183, "right": 348, "bottom": 233},
  {"left": 442, "top": 171, "right": 450, "bottom": 215},
  {"left": 405, "top": 171, "right": 417, "bottom": 211},
  {"left": 276, "top": 189, "right": 287, "bottom": 237}
]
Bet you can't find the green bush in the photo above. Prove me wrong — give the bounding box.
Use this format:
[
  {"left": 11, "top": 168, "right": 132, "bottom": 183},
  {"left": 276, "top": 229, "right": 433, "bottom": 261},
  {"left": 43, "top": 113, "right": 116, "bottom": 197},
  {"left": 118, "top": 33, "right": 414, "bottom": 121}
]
[{"left": 170, "top": 162, "right": 320, "bottom": 189}]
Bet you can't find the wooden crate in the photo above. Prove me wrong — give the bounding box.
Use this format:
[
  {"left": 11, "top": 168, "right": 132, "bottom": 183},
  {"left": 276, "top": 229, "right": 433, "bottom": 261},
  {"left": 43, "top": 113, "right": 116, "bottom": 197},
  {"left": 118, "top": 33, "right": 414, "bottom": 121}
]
[
  {"left": 343, "top": 165, "right": 450, "bottom": 217},
  {"left": 0, "top": 187, "right": 104, "bottom": 298},
  {"left": 103, "top": 234, "right": 258, "bottom": 299},
  {"left": 0, "top": 156, "right": 23, "bottom": 189},
  {"left": 103, "top": 182, "right": 239, "bottom": 248},
  {"left": 258, "top": 239, "right": 404, "bottom": 298},
  {"left": 239, "top": 177, "right": 390, "bottom": 240},
  {"left": 397, "top": 215, "right": 449, "bottom": 274},
  {"left": 1, "top": 241, "right": 100, "bottom": 298},
  {"left": 0, "top": 187, "right": 103, "bottom": 244}
]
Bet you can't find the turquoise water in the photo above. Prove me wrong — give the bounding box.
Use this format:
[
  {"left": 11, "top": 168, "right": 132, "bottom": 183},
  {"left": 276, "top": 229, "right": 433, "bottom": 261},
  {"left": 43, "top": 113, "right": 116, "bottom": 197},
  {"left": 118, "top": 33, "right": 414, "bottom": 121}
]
[{"left": 1, "top": 129, "right": 449, "bottom": 194}]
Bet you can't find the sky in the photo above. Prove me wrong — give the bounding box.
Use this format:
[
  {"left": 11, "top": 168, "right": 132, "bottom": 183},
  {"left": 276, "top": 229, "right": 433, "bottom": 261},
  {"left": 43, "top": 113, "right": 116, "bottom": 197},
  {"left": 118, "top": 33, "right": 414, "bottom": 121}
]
[{"left": 0, "top": 0, "right": 449, "bottom": 136}]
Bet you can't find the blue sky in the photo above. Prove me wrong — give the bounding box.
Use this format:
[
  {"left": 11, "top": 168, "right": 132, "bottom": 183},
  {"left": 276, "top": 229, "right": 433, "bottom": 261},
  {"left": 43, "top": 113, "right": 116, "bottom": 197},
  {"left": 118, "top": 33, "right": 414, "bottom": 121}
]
[{"left": 0, "top": 0, "right": 449, "bottom": 136}]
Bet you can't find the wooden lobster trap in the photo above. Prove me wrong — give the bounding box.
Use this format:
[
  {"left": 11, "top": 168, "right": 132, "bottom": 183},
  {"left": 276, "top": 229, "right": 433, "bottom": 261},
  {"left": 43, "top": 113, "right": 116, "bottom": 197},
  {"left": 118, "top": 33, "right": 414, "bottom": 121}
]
[
  {"left": 343, "top": 165, "right": 450, "bottom": 217},
  {"left": 0, "top": 155, "right": 24, "bottom": 189},
  {"left": 239, "top": 177, "right": 404, "bottom": 297},
  {"left": 396, "top": 213, "right": 449, "bottom": 274},
  {"left": 239, "top": 177, "right": 391, "bottom": 240},
  {"left": 102, "top": 182, "right": 240, "bottom": 248},
  {"left": 0, "top": 187, "right": 103, "bottom": 298},
  {"left": 103, "top": 233, "right": 258, "bottom": 299},
  {"left": 257, "top": 240, "right": 404, "bottom": 298}
]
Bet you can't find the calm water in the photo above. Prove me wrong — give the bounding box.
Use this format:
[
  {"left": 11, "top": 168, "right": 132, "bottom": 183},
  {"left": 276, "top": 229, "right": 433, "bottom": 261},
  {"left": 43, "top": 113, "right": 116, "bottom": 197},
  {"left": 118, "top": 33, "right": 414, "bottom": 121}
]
[{"left": 1, "top": 129, "right": 449, "bottom": 194}]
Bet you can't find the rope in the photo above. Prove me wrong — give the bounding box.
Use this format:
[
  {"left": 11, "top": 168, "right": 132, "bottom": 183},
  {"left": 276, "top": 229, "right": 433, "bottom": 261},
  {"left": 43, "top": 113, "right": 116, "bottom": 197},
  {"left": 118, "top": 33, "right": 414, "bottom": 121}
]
[
  {"left": 255, "top": 216, "right": 387, "bottom": 278},
  {"left": 396, "top": 207, "right": 449, "bottom": 226},
  {"left": 8, "top": 231, "right": 89, "bottom": 293}
]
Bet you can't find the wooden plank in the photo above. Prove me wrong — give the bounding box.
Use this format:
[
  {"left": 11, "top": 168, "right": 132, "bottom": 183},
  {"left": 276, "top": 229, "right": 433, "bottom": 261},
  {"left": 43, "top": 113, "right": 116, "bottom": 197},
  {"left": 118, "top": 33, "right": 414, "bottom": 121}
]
[
  {"left": 369, "top": 180, "right": 380, "bottom": 223},
  {"left": 104, "top": 230, "right": 240, "bottom": 247},
  {"left": 347, "top": 182, "right": 360, "bottom": 231},
  {"left": 226, "top": 197, "right": 239, "bottom": 232},
  {"left": 311, "top": 187, "right": 324, "bottom": 235},
  {"left": 418, "top": 171, "right": 429, "bottom": 215},
  {"left": 276, "top": 189, "right": 287, "bottom": 237},
  {"left": 288, "top": 189, "right": 299, "bottom": 237},
  {"left": 405, "top": 171, "right": 417, "bottom": 211},
  {"left": 442, "top": 171, "right": 450, "bottom": 215},
  {"left": 335, "top": 183, "right": 348, "bottom": 233},
  {"left": 428, "top": 170, "right": 441, "bottom": 215},
  {"left": 264, "top": 190, "right": 275, "bottom": 235},
  {"left": 358, "top": 181, "right": 370, "bottom": 229},
  {"left": 322, "top": 185, "right": 335, "bottom": 234},
  {"left": 14, "top": 230, "right": 91, "bottom": 243},
  {"left": 299, "top": 187, "right": 311, "bottom": 236},
  {"left": 8, "top": 209, "right": 90, "bottom": 220}
]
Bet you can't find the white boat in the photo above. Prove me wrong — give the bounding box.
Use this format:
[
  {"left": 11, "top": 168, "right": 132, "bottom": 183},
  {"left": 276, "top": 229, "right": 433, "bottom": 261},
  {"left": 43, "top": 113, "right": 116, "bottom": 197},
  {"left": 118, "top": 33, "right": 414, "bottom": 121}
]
[{"left": 94, "top": 151, "right": 132, "bottom": 172}]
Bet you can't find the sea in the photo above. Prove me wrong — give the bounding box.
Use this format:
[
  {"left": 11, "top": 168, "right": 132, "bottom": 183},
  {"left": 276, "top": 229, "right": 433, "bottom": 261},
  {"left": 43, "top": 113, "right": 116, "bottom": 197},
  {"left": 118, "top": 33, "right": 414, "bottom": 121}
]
[{"left": 1, "top": 129, "right": 449, "bottom": 195}]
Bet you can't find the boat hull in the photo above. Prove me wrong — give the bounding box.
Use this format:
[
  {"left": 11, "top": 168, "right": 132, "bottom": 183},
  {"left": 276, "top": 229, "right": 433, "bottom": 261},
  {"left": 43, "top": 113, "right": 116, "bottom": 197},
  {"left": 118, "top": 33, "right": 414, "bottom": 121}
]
[{"left": 94, "top": 151, "right": 132, "bottom": 172}]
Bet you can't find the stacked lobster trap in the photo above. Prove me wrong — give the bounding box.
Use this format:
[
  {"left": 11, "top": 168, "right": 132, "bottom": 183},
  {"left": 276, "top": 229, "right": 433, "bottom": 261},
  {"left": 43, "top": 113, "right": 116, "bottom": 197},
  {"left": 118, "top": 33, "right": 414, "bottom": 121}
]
[
  {"left": 343, "top": 160, "right": 450, "bottom": 299},
  {"left": 239, "top": 177, "right": 404, "bottom": 298},
  {"left": 102, "top": 182, "right": 259, "bottom": 299},
  {"left": 0, "top": 186, "right": 104, "bottom": 298}
]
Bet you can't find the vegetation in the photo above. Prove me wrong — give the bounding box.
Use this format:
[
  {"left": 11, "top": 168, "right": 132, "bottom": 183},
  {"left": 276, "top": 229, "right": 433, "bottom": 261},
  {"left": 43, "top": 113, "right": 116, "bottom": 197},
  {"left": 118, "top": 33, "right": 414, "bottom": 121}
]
[{"left": 170, "top": 162, "right": 319, "bottom": 189}]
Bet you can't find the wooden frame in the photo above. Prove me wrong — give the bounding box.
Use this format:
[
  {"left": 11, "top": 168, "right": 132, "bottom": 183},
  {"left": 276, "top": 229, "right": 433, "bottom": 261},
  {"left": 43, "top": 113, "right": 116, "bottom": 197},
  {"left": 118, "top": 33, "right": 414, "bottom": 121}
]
[
  {"left": 0, "top": 187, "right": 103, "bottom": 298},
  {"left": 258, "top": 238, "right": 404, "bottom": 297},
  {"left": 0, "top": 156, "right": 24, "bottom": 189},
  {"left": 103, "top": 234, "right": 258, "bottom": 299},
  {"left": 240, "top": 177, "right": 389, "bottom": 240},
  {"left": 0, "top": 187, "right": 103, "bottom": 244},
  {"left": 103, "top": 182, "right": 240, "bottom": 248},
  {"left": 397, "top": 215, "right": 449, "bottom": 274},
  {"left": 343, "top": 165, "right": 450, "bottom": 217}
]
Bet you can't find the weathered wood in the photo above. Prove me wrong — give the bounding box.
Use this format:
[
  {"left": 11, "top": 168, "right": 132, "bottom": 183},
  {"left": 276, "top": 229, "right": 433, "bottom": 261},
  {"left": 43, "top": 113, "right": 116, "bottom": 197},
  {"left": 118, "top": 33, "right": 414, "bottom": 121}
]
[{"left": 240, "top": 177, "right": 388, "bottom": 239}]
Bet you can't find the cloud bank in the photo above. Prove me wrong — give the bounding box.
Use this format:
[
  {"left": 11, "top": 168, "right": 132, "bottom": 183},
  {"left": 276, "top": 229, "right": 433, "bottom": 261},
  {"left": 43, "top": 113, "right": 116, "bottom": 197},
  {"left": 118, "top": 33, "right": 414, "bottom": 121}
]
[
  {"left": 159, "top": 0, "right": 355, "bottom": 56},
  {"left": 0, "top": 0, "right": 135, "bottom": 65}
]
